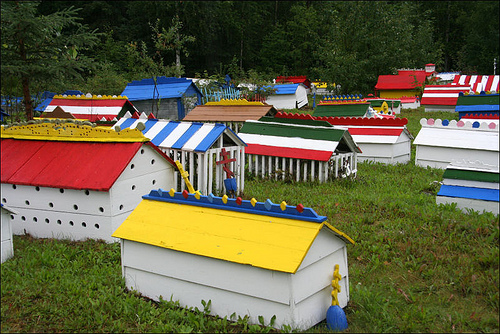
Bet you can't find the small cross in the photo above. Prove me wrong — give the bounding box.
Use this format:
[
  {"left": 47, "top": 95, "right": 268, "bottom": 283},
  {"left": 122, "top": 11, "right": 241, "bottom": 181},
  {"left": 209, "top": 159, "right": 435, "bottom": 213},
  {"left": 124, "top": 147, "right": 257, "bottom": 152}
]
[{"left": 216, "top": 148, "right": 236, "bottom": 178}]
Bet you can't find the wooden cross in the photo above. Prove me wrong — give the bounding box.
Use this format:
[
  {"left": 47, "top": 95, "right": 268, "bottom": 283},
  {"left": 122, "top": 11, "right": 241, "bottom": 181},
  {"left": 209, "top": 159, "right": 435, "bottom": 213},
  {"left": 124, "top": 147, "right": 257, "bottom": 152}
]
[{"left": 216, "top": 148, "right": 236, "bottom": 178}]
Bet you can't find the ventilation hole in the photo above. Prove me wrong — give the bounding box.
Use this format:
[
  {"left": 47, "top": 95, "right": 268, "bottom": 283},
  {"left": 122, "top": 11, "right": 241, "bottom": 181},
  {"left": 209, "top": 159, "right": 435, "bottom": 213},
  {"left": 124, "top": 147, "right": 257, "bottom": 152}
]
[
  {"left": 21, "top": 216, "right": 26, "bottom": 221},
  {"left": 85, "top": 190, "right": 90, "bottom": 196},
  {"left": 45, "top": 218, "right": 50, "bottom": 224},
  {"left": 152, "top": 180, "right": 156, "bottom": 185},
  {"left": 33, "top": 217, "right": 38, "bottom": 222},
  {"left": 2, "top": 198, "right": 6, "bottom": 203},
  {"left": 119, "top": 205, "right": 124, "bottom": 210},
  {"left": 60, "top": 189, "right": 64, "bottom": 193},
  {"left": 132, "top": 185, "right": 136, "bottom": 190},
  {"left": 73, "top": 205, "right": 78, "bottom": 210},
  {"left": 69, "top": 221, "right": 74, "bottom": 226},
  {"left": 94, "top": 224, "right": 100, "bottom": 229},
  {"left": 82, "top": 222, "right": 87, "bottom": 228},
  {"left": 49, "top": 202, "right": 54, "bottom": 208},
  {"left": 130, "top": 164, "right": 135, "bottom": 169},
  {"left": 10, "top": 214, "right": 15, "bottom": 220},
  {"left": 57, "top": 220, "right": 62, "bottom": 225},
  {"left": 140, "top": 149, "right": 145, "bottom": 154},
  {"left": 12, "top": 185, "right": 17, "bottom": 189},
  {"left": 99, "top": 207, "right": 104, "bottom": 213},
  {"left": 35, "top": 186, "right": 40, "bottom": 191},
  {"left": 25, "top": 200, "right": 30, "bottom": 205},
  {"left": 151, "top": 159, "right": 155, "bottom": 165}
]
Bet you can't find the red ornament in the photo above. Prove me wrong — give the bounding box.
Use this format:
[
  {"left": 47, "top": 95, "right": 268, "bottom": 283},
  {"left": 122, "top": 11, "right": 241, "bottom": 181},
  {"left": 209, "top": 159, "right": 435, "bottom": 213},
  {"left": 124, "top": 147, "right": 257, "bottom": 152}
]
[
  {"left": 182, "top": 189, "right": 189, "bottom": 199},
  {"left": 296, "top": 204, "right": 304, "bottom": 213},
  {"left": 236, "top": 197, "right": 242, "bottom": 205}
]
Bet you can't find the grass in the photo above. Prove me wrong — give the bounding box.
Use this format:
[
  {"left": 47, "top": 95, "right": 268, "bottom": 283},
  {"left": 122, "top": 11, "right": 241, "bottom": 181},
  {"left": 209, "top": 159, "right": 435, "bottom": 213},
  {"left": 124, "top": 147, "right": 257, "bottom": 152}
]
[{"left": 1, "top": 108, "right": 499, "bottom": 333}]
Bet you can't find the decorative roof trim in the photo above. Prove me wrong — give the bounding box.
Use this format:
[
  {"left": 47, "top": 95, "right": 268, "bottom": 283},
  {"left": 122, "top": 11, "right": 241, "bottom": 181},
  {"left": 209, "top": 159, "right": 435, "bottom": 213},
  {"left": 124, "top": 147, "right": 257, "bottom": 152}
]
[{"left": 419, "top": 118, "right": 498, "bottom": 131}]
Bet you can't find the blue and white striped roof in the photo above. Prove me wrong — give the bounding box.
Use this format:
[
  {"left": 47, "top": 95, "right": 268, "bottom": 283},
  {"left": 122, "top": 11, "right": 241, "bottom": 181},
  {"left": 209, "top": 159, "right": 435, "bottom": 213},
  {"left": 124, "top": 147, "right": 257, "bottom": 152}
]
[{"left": 114, "top": 116, "right": 246, "bottom": 153}]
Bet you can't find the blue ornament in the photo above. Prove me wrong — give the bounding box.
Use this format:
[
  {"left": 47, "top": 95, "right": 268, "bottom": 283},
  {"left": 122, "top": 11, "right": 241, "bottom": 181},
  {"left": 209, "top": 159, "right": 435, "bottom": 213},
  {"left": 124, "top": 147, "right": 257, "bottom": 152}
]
[{"left": 326, "top": 304, "right": 348, "bottom": 332}]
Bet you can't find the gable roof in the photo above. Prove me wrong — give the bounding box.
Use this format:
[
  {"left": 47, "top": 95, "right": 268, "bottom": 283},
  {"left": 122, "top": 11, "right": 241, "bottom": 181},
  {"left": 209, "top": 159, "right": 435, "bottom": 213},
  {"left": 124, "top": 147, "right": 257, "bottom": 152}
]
[
  {"left": 112, "top": 189, "right": 354, "bottom": 274},
  {"left": 1, "top": 121, "right": 176, "bottom": 191},
  {"left": 451, "top": 75, "right": 499, "bottom": 93},
  {"left": 263, "top": 83, "right": 303, "bottom": 95},
  {"left": 420, "top": 84, "right": 471, "bottom": 106},
  {"left": 182, "top": 104, "right": 277, "bottom": 122},
  {"left": 276, "top": 76, "right": 312, "bottom": 88},
  {"left": 121, "top": 77, "right": 202, "bottom": 101},
  {"left": 43, "top": 94, "right": 138, "bottom": 122},
  {"left": 375, "top": 72, "right": 427, "bottom": 90},
  {"left": 114, "top": 117, "right": 246, "bottom": 152},
  {"left": 238, "top": 119, "right": 361, "bottom": 161},
  {"left": 275, "top": 112, "right": 413, "bottom": 144}
]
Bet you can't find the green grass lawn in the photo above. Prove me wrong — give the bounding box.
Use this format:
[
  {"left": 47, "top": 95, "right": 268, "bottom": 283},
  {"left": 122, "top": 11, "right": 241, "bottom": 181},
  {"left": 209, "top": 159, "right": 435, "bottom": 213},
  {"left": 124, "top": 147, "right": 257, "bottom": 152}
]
[{"left": 1, "top": 108, "right": 498, "bottom": 333}]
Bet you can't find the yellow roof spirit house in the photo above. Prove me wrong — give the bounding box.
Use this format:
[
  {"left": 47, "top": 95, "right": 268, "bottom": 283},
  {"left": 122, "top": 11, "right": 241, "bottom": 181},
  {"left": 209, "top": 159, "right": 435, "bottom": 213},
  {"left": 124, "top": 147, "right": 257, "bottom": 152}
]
[{"left": 112, "top": 189, "right": 354, "bottom": 331}]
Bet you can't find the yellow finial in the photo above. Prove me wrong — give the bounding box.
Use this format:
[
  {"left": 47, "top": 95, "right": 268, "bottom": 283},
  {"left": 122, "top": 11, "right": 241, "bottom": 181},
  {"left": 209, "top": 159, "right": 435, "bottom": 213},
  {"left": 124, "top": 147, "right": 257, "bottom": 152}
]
[
  {"left": 331, "top": 264, "right": 342, "bottom": 306},
  {"left": 175, "top": 161, "right": 195, "bottom": 193}
]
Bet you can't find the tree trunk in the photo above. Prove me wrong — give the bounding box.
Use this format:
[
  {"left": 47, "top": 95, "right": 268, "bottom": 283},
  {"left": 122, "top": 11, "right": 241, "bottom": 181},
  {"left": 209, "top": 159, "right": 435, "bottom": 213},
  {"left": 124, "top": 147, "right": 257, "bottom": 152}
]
[
  {"left": 176, "top": 32, "right": 181, "bottom": 78},
  {"left": 18, "top": 23, "right": 33, "bottom": 120}
]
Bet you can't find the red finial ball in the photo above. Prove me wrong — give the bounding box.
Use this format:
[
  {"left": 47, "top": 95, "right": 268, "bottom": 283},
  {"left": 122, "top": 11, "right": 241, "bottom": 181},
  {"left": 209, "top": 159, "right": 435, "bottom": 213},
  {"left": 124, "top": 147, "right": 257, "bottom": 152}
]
[
  {"left": 296, "top": 204, "right": 304, "bottom": 213},
  {"left": 236, "top": 197, "right": 242, "bottom": 205},
  {"left": 182, "top": 190, "right": 189, "bottom": 199}
]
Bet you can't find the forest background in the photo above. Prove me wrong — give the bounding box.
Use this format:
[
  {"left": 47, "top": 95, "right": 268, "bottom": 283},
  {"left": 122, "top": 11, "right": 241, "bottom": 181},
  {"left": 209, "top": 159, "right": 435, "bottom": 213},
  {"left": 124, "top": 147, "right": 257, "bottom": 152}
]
[{"left": 1, "top": 0, "right": 499, "bottom": 101}]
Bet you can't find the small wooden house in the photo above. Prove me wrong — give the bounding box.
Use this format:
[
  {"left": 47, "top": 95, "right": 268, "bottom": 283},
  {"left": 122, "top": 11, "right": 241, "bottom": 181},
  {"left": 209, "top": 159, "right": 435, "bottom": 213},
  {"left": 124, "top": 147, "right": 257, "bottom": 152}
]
[
  {"left": 275, "top": 75, "right": 312, "bottom": 90},
  {"left": 238, "top": 118, "right": 361, "bottom": 182},
  {"left": 41, "top": 93, "right": 139, "bottom": 123},
  {"left": 420, "top": 84, "right": 471, "bottom": 112},
  {"left": 114, "top": 113, "right": 247, "bottom": 196},
  {"left": 182, "top": 99, "right": 277, "bottom": 133},
  {"left": 413, "top": 118, "right": 499, "bottom": 169},
  {"left": 0, "top": 120, "right": 178, "bottom": 242},
  {"left": 455, "top": 91, "right": 499, "bottom": 118},
  {"left": 263, "top": 83, "right": 308, "bottom": 110},
  {"left": 374, "top": 65, "right": 436, "bottom": 99},
  {"left": 436, "top": 160, "right": 499, "bottom": 215},
  {"left": 314, "top": 99, "right": 371, "bottom": 117},
  {"left": 275, "top": 113, "right": 413, "bottom": 164},
  {"left": 112, "top": 189, "right": 355, "bottom": 331},
  {"left": 1, "top": 203, "right": 17, "bottom": 263},
  {"left": 121, "top": 77, "right": 203, "bottom": 120}
]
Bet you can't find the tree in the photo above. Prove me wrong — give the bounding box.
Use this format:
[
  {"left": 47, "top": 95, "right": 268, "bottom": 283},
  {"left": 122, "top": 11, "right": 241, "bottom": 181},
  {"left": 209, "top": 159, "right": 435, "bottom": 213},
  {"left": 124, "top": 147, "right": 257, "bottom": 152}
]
[{"left": 1, "top": 1, "right": 99, "bottom": 120}]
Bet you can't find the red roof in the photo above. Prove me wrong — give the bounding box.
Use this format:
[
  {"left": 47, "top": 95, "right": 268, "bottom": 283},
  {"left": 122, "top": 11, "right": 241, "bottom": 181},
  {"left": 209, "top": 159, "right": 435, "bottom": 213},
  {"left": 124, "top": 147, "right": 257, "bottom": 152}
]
[
  {"left": 276, "top": 76, "right": 312, "bottom": 88},
  {"left": 375, "top": 72, "right": 427, "bottom": 90},
  {"left": 1, "top": 139, "right": 172, "bottom": 191}
]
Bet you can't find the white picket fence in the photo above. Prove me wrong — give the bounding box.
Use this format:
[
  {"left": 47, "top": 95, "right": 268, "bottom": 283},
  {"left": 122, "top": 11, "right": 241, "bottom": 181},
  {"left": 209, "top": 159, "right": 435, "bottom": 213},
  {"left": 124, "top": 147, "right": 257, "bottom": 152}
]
[
  {"left": 246, "top": 152, "right": 358, "bottom": 182},
  {"left": 160, "top": 146, "right": 245, "bottom": 196}
]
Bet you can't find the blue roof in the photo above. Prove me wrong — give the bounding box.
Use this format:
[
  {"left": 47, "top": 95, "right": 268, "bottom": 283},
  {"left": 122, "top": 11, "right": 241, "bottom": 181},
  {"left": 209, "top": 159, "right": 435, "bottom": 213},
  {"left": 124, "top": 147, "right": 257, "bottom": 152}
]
[
  {"left": 121, "top": 77, "right": 202, "bottom": 101},
  {"left": 438, "top": 185, "right": 499, "bottom": 202},
  {"left": 262, "top": 83, "right": 300, "bottom": 95}
]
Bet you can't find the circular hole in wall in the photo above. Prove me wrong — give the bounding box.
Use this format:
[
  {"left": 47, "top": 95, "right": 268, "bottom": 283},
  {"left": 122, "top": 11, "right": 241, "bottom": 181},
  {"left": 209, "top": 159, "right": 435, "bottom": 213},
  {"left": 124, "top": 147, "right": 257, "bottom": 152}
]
[
  {"left": 22, "top": 216, "right": 26, "bottom": 221},
  {"left": 94, "top": 224, "right": 100, "bottom": 229},
  {"left": 151, "top": 159, "right": 155, "bottom": 165},
  {"left": 131, "top": 185, "right": 136, "bottom": 190},
  {"left": 82, "top": 222, "right": 87, "bottom": 228},
  {"left": 60, "top": 189, "right": 64, "bottom": 193},
  {"left": 10, "top": 214, "right": 15, "bottom": 220},
  {"left": 35, "top": 186, "right": 40, "bottom": 191},
  {"left": 85, "top": 190, "right": 90, "bottom": 196},
  {"left": 140, "top": 149, "right": 145, "bottom": 154},
  {"left": 25, "top": 200, "right": 30, "bottom": 205},
  {"left": 57, "top": 220, "right": 62, "bottom": 225},
  {"left": 152, "top": 180, "right": 156, "bottom": 185},
  {"left": 99, "top": 207, "right": 104, "bottom": 213},
  {"left": 33, "top": 217, "right": 38, "bottom": 222},
  {"left": 2, "top": 198, "right": 6, "bottom": 203},
  {"left": 12, "top": 185, "right": 17, "bottom": 189},
  {"left": 45, "top": 218, "right": 50, "bottom": 224},
  {"left": 49, "top": 202, "right": 54, "bottom": 208},
  {"left": 73, "top": 204, "right": 78, "bottom": 210},
  {"left": 69, "top": 221, "right": 74, "bottom": 226},
  {"left": 119, "top": 205, "right": 124, "bottom": 210},
  {"left": 130, "top": 164, "right": 135, "bottom": 169}
]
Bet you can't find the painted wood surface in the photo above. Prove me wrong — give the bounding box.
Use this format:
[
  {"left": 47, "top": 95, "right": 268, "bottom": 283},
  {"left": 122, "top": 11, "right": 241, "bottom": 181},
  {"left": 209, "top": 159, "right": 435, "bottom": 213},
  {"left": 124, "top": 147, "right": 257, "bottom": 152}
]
[
  {"left": 114, "top": 114, "right": 246, "bottom": 195},
  {"left": 413, "top": 118, "right": 499, "bottom": 169},
  {"left": 1, "top": 204, "right": 16, "bottom": 263},
  {"left": 114, "top": 192, "right": 352, "bottom": 330},
  {"left": 436, "top": 160, "right": 499, "bottom": 215},
  {"left": 264, "top": 84, "right": 308, "bottom": 110},
  {"left": 274, "top": 113, "right": 413, "bottom": 164}
]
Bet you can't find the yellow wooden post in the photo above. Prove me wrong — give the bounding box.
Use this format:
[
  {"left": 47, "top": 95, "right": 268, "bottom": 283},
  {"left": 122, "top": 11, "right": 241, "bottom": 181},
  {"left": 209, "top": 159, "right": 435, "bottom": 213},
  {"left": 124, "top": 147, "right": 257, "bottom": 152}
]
[{"left": 175, "top": 160, "right": 195, "bottom": 194}]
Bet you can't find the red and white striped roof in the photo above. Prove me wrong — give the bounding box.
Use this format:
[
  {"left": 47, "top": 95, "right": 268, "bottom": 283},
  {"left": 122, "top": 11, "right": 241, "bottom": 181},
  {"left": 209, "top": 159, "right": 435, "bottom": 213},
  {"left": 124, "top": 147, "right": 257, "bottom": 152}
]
[
  {"left": 421, "top": 75, "right": 499, "bottom": 107},
  {"left": 43, "top": 95, "right": 138, "bottom": 122}
]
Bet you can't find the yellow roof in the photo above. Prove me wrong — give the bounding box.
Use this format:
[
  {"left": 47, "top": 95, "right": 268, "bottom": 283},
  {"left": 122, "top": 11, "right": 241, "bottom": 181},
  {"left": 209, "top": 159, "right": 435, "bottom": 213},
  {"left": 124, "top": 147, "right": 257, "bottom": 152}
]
[{"left": 112, "top": 191, "right": 354, "bottom": 273}]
